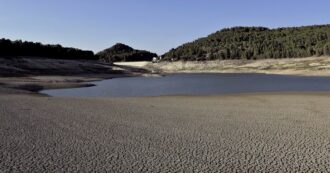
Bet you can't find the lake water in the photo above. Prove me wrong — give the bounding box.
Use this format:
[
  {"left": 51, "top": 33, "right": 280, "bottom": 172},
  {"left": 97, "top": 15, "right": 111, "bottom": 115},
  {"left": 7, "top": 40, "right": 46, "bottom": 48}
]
[{"left": 41, "top": 73, "right": 330, "bottom": 97}]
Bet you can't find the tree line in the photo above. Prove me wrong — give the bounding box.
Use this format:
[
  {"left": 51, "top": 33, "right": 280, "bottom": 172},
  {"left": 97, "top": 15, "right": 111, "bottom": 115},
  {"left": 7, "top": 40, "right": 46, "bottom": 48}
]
[
  {"left": 163, "top": 25, "right": 330, "bottom": 61},
  {"left": 0, "top": 38, "right": 95, "bottom": 60}
]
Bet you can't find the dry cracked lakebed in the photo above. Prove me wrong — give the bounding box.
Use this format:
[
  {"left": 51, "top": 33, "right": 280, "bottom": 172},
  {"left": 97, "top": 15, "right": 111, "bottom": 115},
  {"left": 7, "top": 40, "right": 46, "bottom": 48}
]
[{"left": 1, "top": 93, "right": 330, "bottom": 172}]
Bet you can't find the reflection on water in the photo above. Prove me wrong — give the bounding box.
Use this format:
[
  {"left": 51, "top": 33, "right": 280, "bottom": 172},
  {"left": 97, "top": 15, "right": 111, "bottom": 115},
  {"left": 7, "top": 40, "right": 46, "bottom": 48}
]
[{"left": 41, "top": 73, "right": 330, "bottom": 97}]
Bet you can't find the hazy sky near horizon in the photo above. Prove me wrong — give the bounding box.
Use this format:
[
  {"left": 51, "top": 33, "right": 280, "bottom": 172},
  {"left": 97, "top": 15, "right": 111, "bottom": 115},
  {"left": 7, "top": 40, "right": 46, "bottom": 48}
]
[{"left": 0, "top": 0, "right": 329, "bottom": 54}]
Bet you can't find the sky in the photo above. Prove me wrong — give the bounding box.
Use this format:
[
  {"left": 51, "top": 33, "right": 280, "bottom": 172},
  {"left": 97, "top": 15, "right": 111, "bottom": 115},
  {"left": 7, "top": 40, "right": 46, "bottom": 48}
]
[{"left": 0, "top": 0, "right": 329, "bottom": 55}]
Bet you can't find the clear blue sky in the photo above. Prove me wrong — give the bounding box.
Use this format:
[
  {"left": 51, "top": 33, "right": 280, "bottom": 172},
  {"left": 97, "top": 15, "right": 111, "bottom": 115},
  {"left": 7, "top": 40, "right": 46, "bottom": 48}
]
[{"left": 0, "top": 0, "right": 329, "bottom": 54}]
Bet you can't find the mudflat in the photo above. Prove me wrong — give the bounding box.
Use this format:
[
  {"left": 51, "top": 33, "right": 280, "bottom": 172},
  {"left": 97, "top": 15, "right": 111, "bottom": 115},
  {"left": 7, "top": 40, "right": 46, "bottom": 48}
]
[
  {"left": 1, "top": 93, "right": 330, "bottom": 172},
  {"left": 0, "top": 56, "right": 153, "bottom": 93}
]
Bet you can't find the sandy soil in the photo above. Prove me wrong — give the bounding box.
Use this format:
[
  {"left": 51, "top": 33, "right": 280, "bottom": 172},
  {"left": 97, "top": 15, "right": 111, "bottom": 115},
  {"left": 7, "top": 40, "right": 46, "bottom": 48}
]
[
  {"left": 1, "top": 93, "right": 330, "bottom": 172},
  {"left": 0, "top": 56, "right": 125, "bottom": 76},
  {"left": 0, "top": 57, "right": 153, "bottom": 93},
  {"left": 0, "top": 75, "right": 128, "bottom": 94},
  {"left": 114, "top": 61, "right": 150, "bottom": 68},
  {"left": 144, "top": 56, "right": 330, "bottom": 76}
]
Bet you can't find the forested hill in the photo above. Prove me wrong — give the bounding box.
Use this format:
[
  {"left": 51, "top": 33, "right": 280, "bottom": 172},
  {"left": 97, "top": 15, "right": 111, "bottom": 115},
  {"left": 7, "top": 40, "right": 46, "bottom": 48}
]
[
  {"left": 163, "top": 25, "right": 330, "bottom": 61},
  {"left": 0, "top": 38, "right": 95, "bottom": 60},
  {"left": 97, "top": 43, "right": 157, "bottom": 62}
]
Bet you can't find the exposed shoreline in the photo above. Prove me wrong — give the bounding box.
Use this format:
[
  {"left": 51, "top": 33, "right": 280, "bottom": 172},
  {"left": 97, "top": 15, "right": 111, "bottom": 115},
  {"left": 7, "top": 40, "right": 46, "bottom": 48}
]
[
  {"left": 2, "top": 56, "right": 330, "bottom": 95},
  {"left": 143, "top": 56, "right": 330, "bottom": 77},
  {"left": 0, "top": 56, "right": 156, "bottom": 94}
]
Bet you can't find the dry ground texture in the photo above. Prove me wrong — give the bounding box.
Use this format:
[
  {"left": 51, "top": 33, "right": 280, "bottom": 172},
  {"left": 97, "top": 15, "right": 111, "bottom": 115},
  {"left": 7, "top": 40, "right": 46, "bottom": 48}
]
[
  {"left": 1, "top": 93, "right": 330, "bottom": 172},
  {"left": 144, "top": 56, "right": 330, "bottom": 76}
]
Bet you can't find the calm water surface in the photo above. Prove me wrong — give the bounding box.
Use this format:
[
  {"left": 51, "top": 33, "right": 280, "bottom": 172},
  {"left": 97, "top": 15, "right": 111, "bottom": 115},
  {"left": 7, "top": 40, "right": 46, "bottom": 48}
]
[{"left": 41, "top": 73, "right": 330, "bottom": 97}]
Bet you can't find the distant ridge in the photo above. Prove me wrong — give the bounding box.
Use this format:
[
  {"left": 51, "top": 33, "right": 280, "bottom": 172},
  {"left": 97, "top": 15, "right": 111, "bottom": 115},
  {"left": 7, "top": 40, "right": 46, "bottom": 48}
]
[
  {"left": 97, "top": 43, "right": 157, "bottom": 63},
  {"left": 163, "top": 24, "right": 330, "bottom": 61},
  {"left": 0, "top": 38, "right": 95, "bottom": 60}
]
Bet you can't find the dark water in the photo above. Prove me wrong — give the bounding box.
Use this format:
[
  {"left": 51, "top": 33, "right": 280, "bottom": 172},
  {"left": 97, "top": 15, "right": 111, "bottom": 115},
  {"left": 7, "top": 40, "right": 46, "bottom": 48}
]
[{"left": 41, "top": 73, "right": 330, "bottom": 97}]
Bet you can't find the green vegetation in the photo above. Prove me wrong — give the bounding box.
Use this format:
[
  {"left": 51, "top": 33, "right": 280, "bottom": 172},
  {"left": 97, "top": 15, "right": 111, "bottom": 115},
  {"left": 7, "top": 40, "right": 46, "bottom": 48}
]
[
  {"left": 163, "top": 25, "right": 330, "bottom": 61},
  {"left": 97, "top": 43, "right": 157, "bottom": 63},
  {"left": 0, "top": 38, "right": 95, "bottom": 60}
]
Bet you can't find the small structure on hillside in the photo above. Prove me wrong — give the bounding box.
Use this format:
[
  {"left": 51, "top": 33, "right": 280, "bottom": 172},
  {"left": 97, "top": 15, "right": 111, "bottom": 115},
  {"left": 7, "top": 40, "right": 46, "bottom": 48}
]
[
  {"left": 152, "top": 57, "right": 158, "bottom": 63},
  {"left": 152, "top": 56, "right": 163, "bottom": 63}
]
